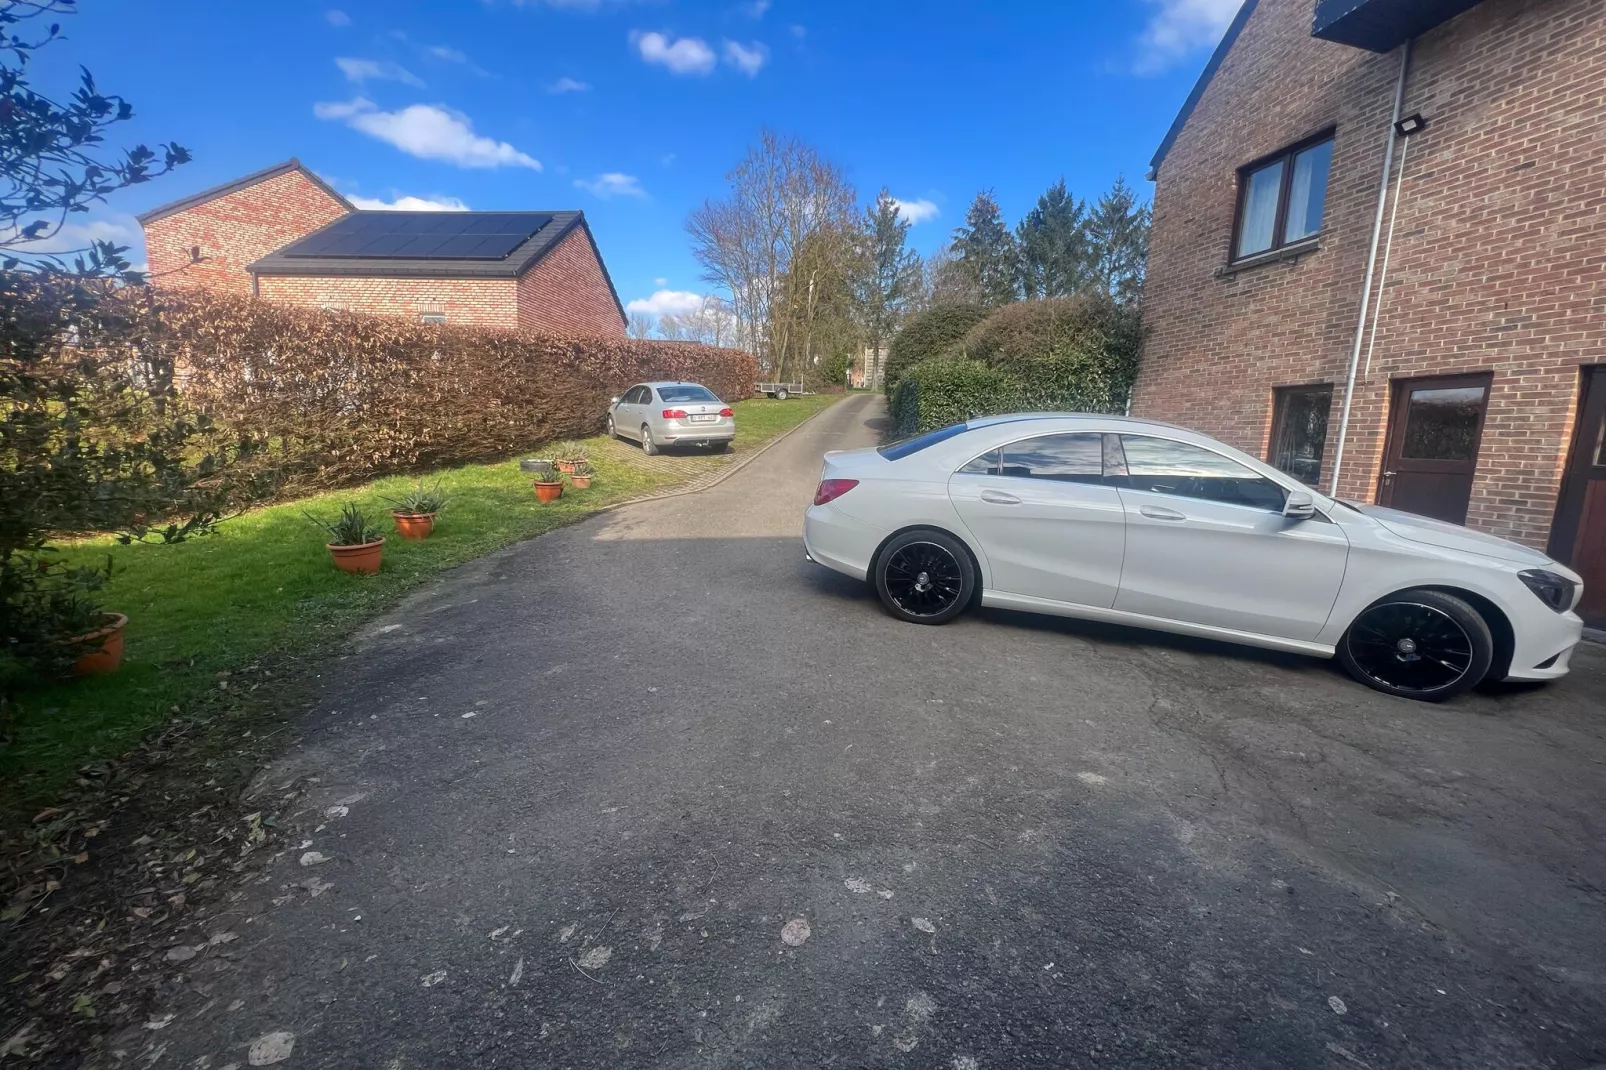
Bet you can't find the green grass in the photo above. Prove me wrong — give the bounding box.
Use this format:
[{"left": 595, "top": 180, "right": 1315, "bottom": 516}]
[{"left": 0, "top": 394, "right": 837, "bottom": 811}]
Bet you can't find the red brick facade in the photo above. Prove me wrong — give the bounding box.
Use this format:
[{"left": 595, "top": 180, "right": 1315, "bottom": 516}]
[
  {"left": 140, "top": 161, "right": 626, "bottom": 337},
  {"left": 516, "top": 228, "right": 628, "bottom": 336},
  {"left": 142, "top": 169, "right": 350, "bottom": 295},
  {"left": 255, "top": 275, "right": 521, "bottom": 329},
  {"left": 1133, "top": 0, "right": 1606, "bottom": 551}
]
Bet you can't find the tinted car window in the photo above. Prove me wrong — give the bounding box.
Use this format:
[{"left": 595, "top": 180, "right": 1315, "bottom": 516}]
[
  {"left": 1119, "top": 435, "right": 1286, "bottom": 510},
  {"left": 658, "top": 384, "right": 719, "bottom": 403},
  {"left": 959, "top": 449, "right": 999, "bottom": 475},
  {"left": 879, "top": 423, "right": 971, "bottom": 460},
  {"left": 991, "top": 433, "right": 1104, "bottom": 483},
  {"left": 623, "top": 386, "right": 645, "bottom": 404}
]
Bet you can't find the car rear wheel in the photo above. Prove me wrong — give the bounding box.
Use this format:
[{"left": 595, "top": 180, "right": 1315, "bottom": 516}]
[
  {"left": 606, "top": 414, "right": 618, "bottom": 440},
  {"left": 641, "top": 426, "right": 659, "bottom": 456},
  {"left": 1338, "top": 589, "right": 1493, "bottom": 702},
  {"left": 874, "top": 529, "right": 975, "bottom": 626}
]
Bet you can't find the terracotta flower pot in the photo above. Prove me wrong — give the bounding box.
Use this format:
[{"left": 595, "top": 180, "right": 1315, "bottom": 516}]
[
  {"left": 68, "top": 612, "right": 128, "bottom": 676},
  {"left": 569, "top": 474, "right": 593, "bottom": 490},
  {"left": 555, "top": 459, "right": 579, "bottom": 475},
  {"left": 533, "top": 479, "right": 564, "bottom": 504},
  {"left": 328, "top": 537, "right": 385, "bottom": 574},
  {"left": 392, "top": 511, "right": 436, "bottom": 540}
]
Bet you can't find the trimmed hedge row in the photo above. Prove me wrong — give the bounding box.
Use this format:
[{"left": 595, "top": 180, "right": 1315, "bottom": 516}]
[
  {"left": 887, "top": 296, "right": 1143, "bottom": 437},
  {"left": 882, "top": 303, "right": 988, "bottom": 397},
  {"left": 101, "top": 289, "right": 758, "bottom": 492}
]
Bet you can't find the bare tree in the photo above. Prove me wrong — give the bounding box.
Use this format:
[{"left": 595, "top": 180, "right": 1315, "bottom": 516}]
[
  {"left": 627, "top": 311, "right": 654, "bottom": 339},
  {"left": 658, "top": 295, "right": 737, "bottom": 346},
  {"left": 685, "top": 129, "right": 858, "bottom": 380}
]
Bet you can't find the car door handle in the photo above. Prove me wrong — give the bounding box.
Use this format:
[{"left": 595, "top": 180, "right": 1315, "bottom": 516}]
[
  {"left": 980, "top": 489, "right": 1021, "bottom": 505},
  {"left": 1139, "top": 505, "right": 1187, "bottom": 522}
]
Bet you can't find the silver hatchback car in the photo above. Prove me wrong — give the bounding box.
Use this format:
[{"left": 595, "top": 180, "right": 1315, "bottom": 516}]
[{"left": 607, "top": 381, "right": 735, "bottom": 455}]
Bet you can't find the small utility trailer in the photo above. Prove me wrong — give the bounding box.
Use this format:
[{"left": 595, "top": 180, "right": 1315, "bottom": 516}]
[{"left": 755, "top": 381, "right": 810, "bottom": 400}]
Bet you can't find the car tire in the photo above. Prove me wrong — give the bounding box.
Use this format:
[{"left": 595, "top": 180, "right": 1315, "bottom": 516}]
[
  {"left": 606, "top": 414, "right": 618, "bottom": 440},
  {"left": 873, "top": 529, "right": 976, "bottom": 626},
  {"left": 711, "top": 441, "right": 731, "bottom": 454},
  {"left": 641, "top": 426, "right": 659, "bottom": 456},
  {"left": 1337, "top": 588, "right": 1493, "bottom": 702}
]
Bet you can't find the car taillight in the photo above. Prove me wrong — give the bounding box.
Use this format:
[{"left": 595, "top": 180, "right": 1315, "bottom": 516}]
[
  {"left": 719, "top": 407, "right": 734, "bottom": 417},
  {"left": 662, "top": 408, "right": 688, "bottom": 419},
  {"left": 813, "top": 478, "right": 858, "bottom": 506}
]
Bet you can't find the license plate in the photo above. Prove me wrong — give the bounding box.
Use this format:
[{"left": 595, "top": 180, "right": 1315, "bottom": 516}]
[{"left": 689, "top": 414, "right": 717, "bottom": 423}]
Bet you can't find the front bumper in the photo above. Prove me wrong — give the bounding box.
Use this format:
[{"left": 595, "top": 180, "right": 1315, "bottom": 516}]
[{"left": 1502, "top": 608, "right": 1583, "bottom": 681}]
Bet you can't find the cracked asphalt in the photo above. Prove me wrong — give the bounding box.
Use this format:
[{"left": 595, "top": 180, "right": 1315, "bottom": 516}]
[{"left": 147, "top": 394, "right": 1606, "bottom": 1069}]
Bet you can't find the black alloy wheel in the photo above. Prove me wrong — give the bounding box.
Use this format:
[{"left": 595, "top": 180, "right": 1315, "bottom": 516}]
[
  {"left": 1338, "top": 589, "right": 1493, "bottom": 701},
  {"left": 874, "top": 530, "right": 975, "bottom": 625}
]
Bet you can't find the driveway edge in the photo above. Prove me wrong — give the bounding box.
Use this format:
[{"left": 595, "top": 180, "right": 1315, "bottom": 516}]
[{"left": 594, "top": 394, "right": 855, "bottom": 515}]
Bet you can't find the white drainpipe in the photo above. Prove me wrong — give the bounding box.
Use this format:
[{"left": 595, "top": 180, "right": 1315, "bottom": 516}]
[{"left": 1327, "top": 39, "right": 1412, "bottom": 499}]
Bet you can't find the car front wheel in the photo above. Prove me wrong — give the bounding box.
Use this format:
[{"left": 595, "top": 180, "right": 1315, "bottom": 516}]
[
  {"left": 1338, "top": 588, "right": 1493, "bottom": 702},
  {"left": 874, "top": 529, "right": 976, "bottom": 625}
]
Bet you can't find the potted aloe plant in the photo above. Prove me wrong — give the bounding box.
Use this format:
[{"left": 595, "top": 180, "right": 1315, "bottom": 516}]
[
  {"left": 61, "top": 591, "right": 128, "bottom": 677},
  {"left": 384, "top": 480, "right": 447, "bottom": 540},
  {"left": 309, "top": 503, "right": 385, "bottom": 574},
  {"left": 568, "top": 461, "right": 595, "bottom": 490},
  {"left": 532, "top": 465, "right": 564, "bottom": 503},
  {"left": 552, "top": 440, "right": 590, "bottom": 475}
]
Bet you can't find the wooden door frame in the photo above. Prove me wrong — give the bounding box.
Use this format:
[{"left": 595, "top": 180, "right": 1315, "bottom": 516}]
[
  {"left": 1548, "top": 364, "right": 1606, "bottom": 562},
  {"left": 1378, "top": 371, "right": 1494, "bottom": 506}
]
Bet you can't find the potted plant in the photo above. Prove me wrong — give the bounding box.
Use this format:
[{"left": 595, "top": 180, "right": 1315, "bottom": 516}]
[
  {"left": 60, "top": 587, "right": 128, "bottom": 676},
  {"left": 309, "top": 503, "right": 385, "bottom": 573},
  {"left": 532, "top": 468, "right": 564, "bottom": 503},
  {"left": 568, "top": 461, "right": 595, "bottom": 490},
  {"left": 384, "top": 480, "right": 447, "bottom": 540},
  {"left": 552, "top": 440, "right": 590, "bottom": 475}
]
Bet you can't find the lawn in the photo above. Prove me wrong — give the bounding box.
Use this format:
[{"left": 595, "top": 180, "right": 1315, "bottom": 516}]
[{"left": 0, "top": 393, "right": 838, "bottom": 812}]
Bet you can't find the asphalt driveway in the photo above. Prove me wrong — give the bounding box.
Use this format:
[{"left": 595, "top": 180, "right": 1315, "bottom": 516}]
[{"left": 147, "top": 394, "right": 1606, "bottom": 1069}]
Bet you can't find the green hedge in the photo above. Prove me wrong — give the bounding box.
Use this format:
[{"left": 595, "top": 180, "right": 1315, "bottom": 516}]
[
  {"left": 890, "top": 359, "right": 1022, "bottom": 437},
  {"left": 887, "top": 296, "right": 1144, "bottom": 437},
  {"left": 883, "top": 303, "right": 989, "bottom": 396}
]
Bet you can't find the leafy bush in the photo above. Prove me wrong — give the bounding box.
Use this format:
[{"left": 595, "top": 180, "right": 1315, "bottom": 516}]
[
  {"left": 108, "top": 288, "right": 759, "bottom": 493},
  {"left": 889, "top": 359, "right": 1022, "bottom": 437},
  {"left": 307, "top": 503, "right": 382, "bottom": 547},
  {"left": 883, "top": 303, "right": 988, "bottom": 396},
  {"left": 384, "top": 480, "right": 448, "bottom": 515}
]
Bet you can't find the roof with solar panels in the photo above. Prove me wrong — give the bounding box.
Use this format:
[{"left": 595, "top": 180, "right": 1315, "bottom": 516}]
[{"left": 247, "top": 209, "right": 590, "bottom": 279}]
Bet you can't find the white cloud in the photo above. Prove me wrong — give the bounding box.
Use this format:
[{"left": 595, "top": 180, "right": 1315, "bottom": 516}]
[
  {"left": 335, "top": 57, "right": 425, "bottom": 88},
  {"left": 626, "top": 289, "right": 705, "bottom": 317},
  {"left": 631, "top": 31, "right": 716, "bottom": 75},
  {"left": 574, "top": 172, "right": 645, "bottom": 199},
  {"left": 744, "top": 0, "right": 771, "bottom": 16},
  {"left": 548, "top": 76, "right": 591, "bottom": 93},
  {"left": 890, "top": 197, "right": 939, "bottom": 225},
  {"left": 722, "top": 40, "right": 768, "bottom": 76},
  {"left": 427, "top": 45, "right": 467, "bottom": 62},
  {"left": 789, "top": 23, "right": 806, "bottom": 38},
  {"left": 661, "top": 152, "right": 677, "bottom": 166},
  {"left": 325, "top": 8, "right": 351, "bottom": 26},
  {"left": 313, "top": 98, "right": 542, "bottom": 170},
  {"left": 654, "top": 277, "right": 668, "bottom": 286},
  {"left": 8, "top": 214, "right": 141, "bottom": 254},
  {"left": 1134, "top": 0, "right": 1241, "bottom": 75},
  {"left": 348, "top": 194, "right": 470, "bottom": 211}
]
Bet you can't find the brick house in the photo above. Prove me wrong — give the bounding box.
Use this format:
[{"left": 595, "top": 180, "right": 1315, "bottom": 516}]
[
  {"left": 1131, "top": 0, "right": 1606, "bottom": 624},
  {"left": 137, "top": 159, "right": 626, "bottom": 336}
]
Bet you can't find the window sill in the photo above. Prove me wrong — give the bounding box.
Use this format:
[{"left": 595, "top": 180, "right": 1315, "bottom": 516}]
[{"left": 1215, "top": 238, "right": 1321, "bottom": 278}]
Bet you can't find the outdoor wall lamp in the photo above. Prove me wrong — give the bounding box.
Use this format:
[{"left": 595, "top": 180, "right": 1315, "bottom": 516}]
[{"left": 1394, "top": 113, "right": 1428, "bottom": 137}]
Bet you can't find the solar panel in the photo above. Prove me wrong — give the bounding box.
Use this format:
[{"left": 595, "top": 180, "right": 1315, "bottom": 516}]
[{"left": 280, "top": 212, "right": 552, "bottom": 261}]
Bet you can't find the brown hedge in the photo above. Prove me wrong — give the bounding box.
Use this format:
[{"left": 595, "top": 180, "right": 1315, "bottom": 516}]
[{"left": 95, "top": 290, "right": 756, "bottom": 492}]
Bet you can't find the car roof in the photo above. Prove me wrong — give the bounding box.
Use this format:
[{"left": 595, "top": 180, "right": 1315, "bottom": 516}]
[
  {"left": 964, "top": 412, "right": 1192, "bottom": 433},
  {"left": 638, "top": 380, "right": 711, "bottom": 389}
]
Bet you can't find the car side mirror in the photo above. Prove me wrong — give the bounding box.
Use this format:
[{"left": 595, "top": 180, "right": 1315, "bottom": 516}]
[
  {"left": 1283, "top": 489, "right": 1316, "bottom": 520},
  {"left": 610, "top": 396, "right": 620, "bottom": 404}
]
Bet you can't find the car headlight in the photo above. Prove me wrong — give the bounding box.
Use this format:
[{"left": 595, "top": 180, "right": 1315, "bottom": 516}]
[{"left": 1518, "top": 569, "right": 1576, "bottom": 613}]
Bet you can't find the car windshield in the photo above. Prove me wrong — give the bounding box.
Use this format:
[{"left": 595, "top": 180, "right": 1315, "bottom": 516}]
[
  {"left": 877, "top": 423, "right": 971, "bottom": 460},
  {"left": 657, "top": 385, "right": 719, "bottom": 403}
]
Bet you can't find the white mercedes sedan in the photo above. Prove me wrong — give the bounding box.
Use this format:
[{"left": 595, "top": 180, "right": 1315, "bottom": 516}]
[{"left": 803, "top": 414, "right": 1584, "bottom": 702}]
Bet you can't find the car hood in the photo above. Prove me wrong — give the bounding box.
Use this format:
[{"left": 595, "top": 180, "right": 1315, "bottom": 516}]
[{"left": 1357, "top": 505, "right": 1554, "bottom": 566}]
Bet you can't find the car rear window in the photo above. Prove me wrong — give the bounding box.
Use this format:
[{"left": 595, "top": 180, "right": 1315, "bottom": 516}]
[
  {"left": 878, "top": 423, "right": 970, "bottom": 460},
  {"left": 657, "top": 384, "right": 719, "bottom": 403}
]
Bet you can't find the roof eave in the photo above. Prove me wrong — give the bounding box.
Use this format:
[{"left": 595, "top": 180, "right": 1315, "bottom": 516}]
[
  {"left": 137, "top": 158, "right": 353, "bottom": 226},
  {"left": 1148, "top": 0, "right": 1262, "bottom": 179}
]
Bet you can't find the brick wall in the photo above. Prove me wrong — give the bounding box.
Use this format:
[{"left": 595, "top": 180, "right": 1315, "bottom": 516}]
[
  {"left": 255, "top": 274, "right": 521, "bottom": 329},
  {"left": 516, "top": 226, "right": 626, "bottom": 337},
  {"left": 143, "top": 170, "right": 350, "bottom": 295},
  {"left": 1133, "top": 0, "right": 1606, "bottom": 548}
]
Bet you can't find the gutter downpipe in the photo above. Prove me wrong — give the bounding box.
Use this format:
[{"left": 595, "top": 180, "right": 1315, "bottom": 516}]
[{"left": 1327, "top": 39, "right": 1412, "bottom": 500}]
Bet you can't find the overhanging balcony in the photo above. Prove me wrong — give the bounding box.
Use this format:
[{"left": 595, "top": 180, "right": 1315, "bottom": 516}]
[{"left": 1312, "top": 0, "right": 1487, "bottom": 51}]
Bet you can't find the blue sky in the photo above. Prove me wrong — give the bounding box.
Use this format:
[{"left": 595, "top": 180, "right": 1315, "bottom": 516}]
[{"left": 37, "top": 0, "right": 1239, "bottom": 319}]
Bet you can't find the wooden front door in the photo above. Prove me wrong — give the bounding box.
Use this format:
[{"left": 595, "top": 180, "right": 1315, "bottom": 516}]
[
  {"left": 1379, "top": 373, "right": 1492, "bottom": 525},
  {"left": 1549, "top": 366, "right": 1606, "bottom": 626}
]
